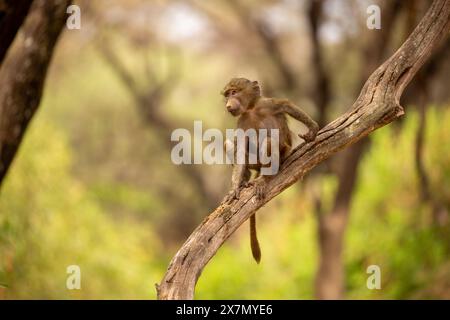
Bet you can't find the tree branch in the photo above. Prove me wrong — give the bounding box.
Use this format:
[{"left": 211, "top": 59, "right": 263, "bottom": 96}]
[{"left": 157, "top": 0, "right": 450, "bottom": 300}]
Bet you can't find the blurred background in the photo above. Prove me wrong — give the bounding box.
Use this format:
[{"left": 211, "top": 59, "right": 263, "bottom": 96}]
[{"left": 0, "top": 0, "right": 449, "bottom": 299}]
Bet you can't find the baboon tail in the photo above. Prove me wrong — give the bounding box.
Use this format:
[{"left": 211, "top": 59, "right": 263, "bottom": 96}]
[{"left": 250, "top": 214, "right": 261, "bottom": 263}]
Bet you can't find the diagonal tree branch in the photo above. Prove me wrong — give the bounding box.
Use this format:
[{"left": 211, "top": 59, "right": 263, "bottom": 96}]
[{"left": 157, "top": 0, "right": 450, "bottom": 300}]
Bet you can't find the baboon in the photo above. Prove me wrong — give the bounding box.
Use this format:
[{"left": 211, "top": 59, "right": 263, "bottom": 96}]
[{"left": 222, "top": 77, "right": 319, "bottom": 263}]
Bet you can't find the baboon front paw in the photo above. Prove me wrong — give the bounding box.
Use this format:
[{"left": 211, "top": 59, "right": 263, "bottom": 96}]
[
  {"left": 242, "top": 181, "right": 252, "bottom": 188},
  {"left": 255, "top": 182, "right": 265, "bottom": 200},
  {"left": 224, "top": 188, "right": 241, "bottom": 203},
  {"left": 299, "top": 130, "right": 316, "bottom": 142}
]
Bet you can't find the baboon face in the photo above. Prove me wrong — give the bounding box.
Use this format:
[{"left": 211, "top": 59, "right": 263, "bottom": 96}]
[
  {"left": 222, "top": 78, "right": 261, "bottom": 117},
  {"left": 224, "top": 87, "right": 242, "bottom": 116}
]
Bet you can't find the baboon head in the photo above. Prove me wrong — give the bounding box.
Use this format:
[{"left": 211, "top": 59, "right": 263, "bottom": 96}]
[{"left": 221, "top": 78, "right": 261, "bottom": 116}]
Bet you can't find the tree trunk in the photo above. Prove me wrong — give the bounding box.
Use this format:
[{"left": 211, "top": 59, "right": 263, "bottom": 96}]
[
  {"left": 0, "top": 0, "right": 71, "bottom": 187},
  {"left": 314, "top": 0, "right": 403, "bottom": 299},
  {"left": 307, "top": 0, "right": 331, "bottom": 128},
  {"left": 0, "top": 0, "right": 33, "bottom": 65}
]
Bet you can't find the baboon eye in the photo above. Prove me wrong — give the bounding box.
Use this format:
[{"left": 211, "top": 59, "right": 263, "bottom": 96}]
[{"left": 229, "top": 90, "right": 236, "bottom": 96}]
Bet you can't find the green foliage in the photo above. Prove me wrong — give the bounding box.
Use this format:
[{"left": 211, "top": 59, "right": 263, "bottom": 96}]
[
  {"left": 0, "top": 117, "right": 163, "bottom": 299},
  {"left": 346, "top": 108, "right": 450, "bottom": 299}
]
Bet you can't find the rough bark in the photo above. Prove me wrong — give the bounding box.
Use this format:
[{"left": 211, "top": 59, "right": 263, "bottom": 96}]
[
  {"left": 157, "top": 0, "right": 450, "bottom": 300},
  {"left": 0, "top": 0, "right": 33, "bottom": 65},
  {"left": 0, "top": 0, "right": 71, "bottom": 187},
  {"left": 314, "top": 0, "right": 403, "bottom": 299}
]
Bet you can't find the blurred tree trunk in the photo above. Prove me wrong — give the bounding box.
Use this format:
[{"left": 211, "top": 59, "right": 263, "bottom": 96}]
[
  {"left": 314, "top": 0, "right": 402, "bottom": 299},
  {"left": 97, "top": 40, "right": 220, "bottom": 206},
  {"left": 403, "top": 0, "right": 450, "bottom": 226},
  {"left": 227, "top": 0, "right": 297, "bottom": 93},
  {"left": 412, "top": 53, "right": 450, "bottom": 226},
  {"left": 415, "top": 77, "right": 431, "bottom": 202},
  {"left": 97, "top": 39, "right": 221, "bottom": 241},
  {"left": 0, "top": 0, "right": 33, "bottom": 65},
  {"left": 0, "top": 0, "right": 71, "bottom": 187},
  {"left": 307, "top": 0, "right": 331, "bottom": 129}
]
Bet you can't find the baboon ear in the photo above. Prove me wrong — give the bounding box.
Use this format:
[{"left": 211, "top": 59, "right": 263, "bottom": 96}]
[{"left": 252, "top": 80, "right": 261, "bottom": 95}]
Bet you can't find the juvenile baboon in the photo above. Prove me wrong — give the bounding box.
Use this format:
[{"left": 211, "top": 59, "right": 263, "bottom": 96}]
[{"left": 222, "top": 77, "right": 319, "bottom": 263}]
